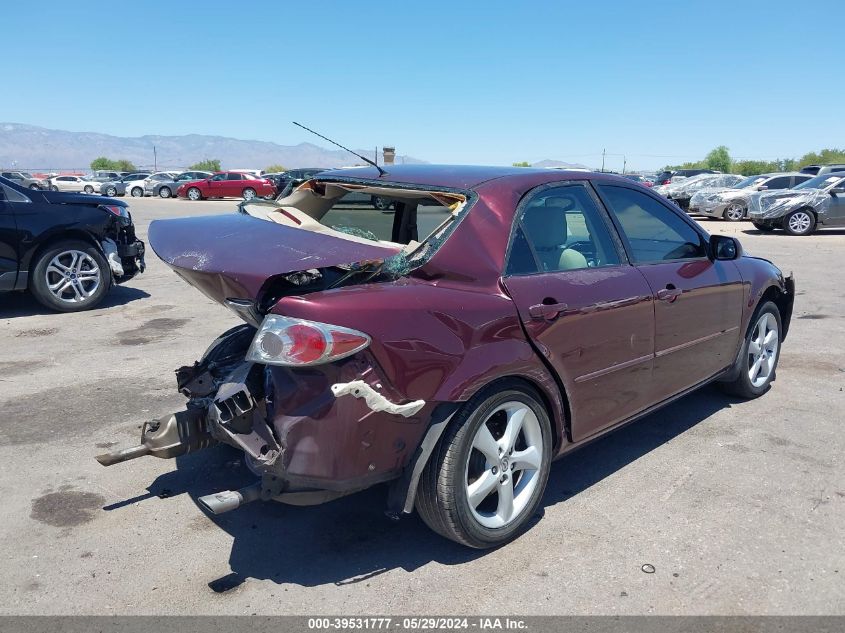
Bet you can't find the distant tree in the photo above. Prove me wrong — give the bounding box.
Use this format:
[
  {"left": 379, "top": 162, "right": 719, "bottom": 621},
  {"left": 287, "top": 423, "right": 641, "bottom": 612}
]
[
  {"left": 115, "top": 159, "right": 136, "bottom": 171},
  {"left": 731, "top": 160, "right": 779, "bottom": 176},
  {"left": 263, "top": 164, "right": 287, "bottom": 174},
  {"left": 90, "top": 157, "right": 114, "bottom": 170},
  {"left": 190, "top": 158, "right": 221, "bottom": 172},
  {"left": 512, "top": 161, "right": 531, "bottom": 167},
  {"left": 704, "top": 146, "right": 732, "bottom": 173},
  {"left": 796, "top": 148, "right": 845, "bottom": 168}
]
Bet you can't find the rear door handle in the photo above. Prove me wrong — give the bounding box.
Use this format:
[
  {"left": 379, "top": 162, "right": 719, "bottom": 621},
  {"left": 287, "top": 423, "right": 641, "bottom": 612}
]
[
  {"left": 657, "top": 286, "right": 682, "bottom": 303},
  {"left": 529, "top": 302, "right": 569, "bottom": 320}
]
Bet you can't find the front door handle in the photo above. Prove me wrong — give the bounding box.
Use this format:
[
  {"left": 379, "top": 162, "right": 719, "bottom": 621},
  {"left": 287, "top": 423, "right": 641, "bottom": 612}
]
[
  {"left": 657, "top": 285, "right": 682, "bottom": 303},
  {"left": 529, "top": 302, "right": 569, "bottom": 320}
]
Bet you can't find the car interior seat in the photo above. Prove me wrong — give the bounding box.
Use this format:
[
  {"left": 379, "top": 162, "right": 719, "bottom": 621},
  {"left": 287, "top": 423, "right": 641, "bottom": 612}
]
[{"left": 521, "top": 196, "right": 589, "bottom": 271}]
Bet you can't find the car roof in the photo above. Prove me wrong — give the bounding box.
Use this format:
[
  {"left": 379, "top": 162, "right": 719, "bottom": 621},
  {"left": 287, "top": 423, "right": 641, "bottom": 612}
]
[{"left": 314, "top": 164, "right": 601, "bottom": 190}]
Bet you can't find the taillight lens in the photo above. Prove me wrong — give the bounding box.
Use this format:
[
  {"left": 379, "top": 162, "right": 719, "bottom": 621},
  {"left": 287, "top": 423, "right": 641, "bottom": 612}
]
[{"left": 246, "top": 315, "right": 370, "bottom": 366}]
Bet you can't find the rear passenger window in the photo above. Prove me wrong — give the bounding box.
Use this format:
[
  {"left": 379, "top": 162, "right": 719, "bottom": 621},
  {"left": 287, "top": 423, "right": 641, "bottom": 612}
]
[
  {"left": 764, "top": 177, "right": 791, "bottom": 189},
  {"left": 597, "top": 185, "right": 706, "bottom": 263},
  {"left": 512, "top": 184, "right": 620, "bottom": 273}
]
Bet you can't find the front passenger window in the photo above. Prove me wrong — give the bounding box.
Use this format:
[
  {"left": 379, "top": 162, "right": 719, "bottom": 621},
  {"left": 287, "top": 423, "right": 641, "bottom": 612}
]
[{"left": 597, "top": 185, "right": 707, "bottom": 263}]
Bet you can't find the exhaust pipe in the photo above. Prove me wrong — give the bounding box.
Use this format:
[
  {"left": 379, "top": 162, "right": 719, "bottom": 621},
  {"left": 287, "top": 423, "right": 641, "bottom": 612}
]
[
  {"left": 198, "top": 483, "right": 261, "bottom": 515},
  {"left": 96, "top": 409, "right": 216, "bottom": 467}
]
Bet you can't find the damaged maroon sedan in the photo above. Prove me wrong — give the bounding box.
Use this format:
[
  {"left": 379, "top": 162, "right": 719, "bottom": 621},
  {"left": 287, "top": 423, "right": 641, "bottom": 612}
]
[{"left": 97, "top": 165, "right": 794, "bottom": 548}]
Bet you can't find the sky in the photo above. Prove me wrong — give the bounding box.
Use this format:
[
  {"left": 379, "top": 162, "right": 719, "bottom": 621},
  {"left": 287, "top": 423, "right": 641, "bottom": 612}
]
[{"left": 2, "top": 0, "right": 842, "bottom": 171}]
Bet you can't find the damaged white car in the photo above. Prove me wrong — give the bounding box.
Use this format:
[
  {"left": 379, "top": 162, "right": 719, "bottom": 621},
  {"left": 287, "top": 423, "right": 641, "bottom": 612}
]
[{"left": 748, "top": 173, "right": 845, "bottom": 235}]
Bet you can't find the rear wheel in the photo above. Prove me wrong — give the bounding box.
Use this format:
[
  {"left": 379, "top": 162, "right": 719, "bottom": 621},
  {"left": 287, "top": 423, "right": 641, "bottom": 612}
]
[
  {"left": 84, "top": 185, "right": 94, "bottom": 194},
  {"left": 242, "top": 187, "right": 256, "bottom": 201},
  {"left": 130, "top": 186, "right": 144, "bottom": 197},
  {"left": 104, "top": 186, "right": 117, "bottom": 197},
  {"left": 158, "top": 186, "right": 172, "bottom": 198},
  {"left": 723, "top": 202, "right": 746, "bottom": 222},
  {"left": 187, "top": 187, "right": 202, "bottom": 201},
  {"left": 29, "top": 184, "right": 40, "bottom": 190},
  {"left": 416, "top": 380, "right": 552, "bottom": 548},
  {"left": 50, "top": 185, "right": 59, "bottom": 191},
  {"left": 783, "top": 209, "right": 815, "bottom": 236},
  {"left": 720, "top": 301, "right": 781, "bottom": 399},
  {"left": 30, "top": 240, "right": 110, "bottom": 312},
  {"left": 372, "top": 196, "right": 393, "bottom": 211}
]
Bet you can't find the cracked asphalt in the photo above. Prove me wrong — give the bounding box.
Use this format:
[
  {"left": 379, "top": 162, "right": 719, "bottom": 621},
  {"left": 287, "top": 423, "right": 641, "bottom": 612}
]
[{"left": 0, "top": 197, "right": 843, "bottom": 615}]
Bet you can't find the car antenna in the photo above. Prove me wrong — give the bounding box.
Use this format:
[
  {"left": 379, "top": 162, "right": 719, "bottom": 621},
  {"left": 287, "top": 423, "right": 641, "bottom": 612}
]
[{"left": 293, "top": 121, "right": 387, "bottom": 176}]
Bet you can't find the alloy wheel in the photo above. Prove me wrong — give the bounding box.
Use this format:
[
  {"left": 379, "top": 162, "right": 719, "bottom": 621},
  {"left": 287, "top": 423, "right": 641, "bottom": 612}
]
[
  {"left": 106, "top": 187, "right": 116, "bottom": 196},
  {"left": 787, "top": 211, "right": 812, "bottom": 234},
  {"left": 44, "top": 250, "right": 101, "bottom": 304},
  {"left": 748, "top": 312, "right": 779, "bottom": 388},
  {"left": 159, "top": 187, "right": 171, "bottom": 198},
  {"left": 724, "top": 203, "right": 745, "bottom": 221},
  {"left": 187, "top": 188, "right": 201, "bottom": 201},
  {"left": 464, "top": 401, "right": 543, "bottom": 529},
  {"left": 242, "top": 188, "right": 256, "bottom": 200}
]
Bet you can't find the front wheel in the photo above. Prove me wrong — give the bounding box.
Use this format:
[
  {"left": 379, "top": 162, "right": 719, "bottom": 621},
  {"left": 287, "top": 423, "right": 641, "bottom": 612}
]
[
  {"left": 416, "top": 380, "right": 552, "bottom": 548},
  {"left": 29, "top": 184, "right": 40, "bottom": 190},
  {"left": 50, "top": 185, "right": 59, "bottom": 191},
  {"left": 783, "top": 209, "right": 815, "bottom": 236},
  {"left": 30, "top": 240, "right": 110, "bottom": 312},
  {"left": 720, "top": 301, "right": 781, "bottom": 399},
  {"left": 104, "top": 186, "right": 117, "bottom": 197},
  {"left": 242, "top": 188, "right": 256, "bottom": 201},
  {"left": 84, "top": 185, "right": 94, "bottom": 194},
  {"left": 372, "top": 196, "right": 393, "bottom": 211},
  {"left": 187, "top": 187, "right": 202, "bottom": 201},
  {"left": 158, "top": 186, "right": 172, "bottom": 198},
  {"left": 723, "top": 202, "right": 746, "bottom": 222},
  {"left": 130, "top": 186, "right": 144, "bottom": 197}
]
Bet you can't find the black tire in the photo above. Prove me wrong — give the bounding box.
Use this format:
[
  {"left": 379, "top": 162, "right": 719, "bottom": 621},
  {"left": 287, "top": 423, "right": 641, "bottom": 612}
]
[
  {"left": 415, "top": 379, "right": 553, "bottom": 548},
  {"left": 158, "top": 187, "right": 172, "bottom": 198},
  {"left": 372, "top": 196, "right": 393, "bottom": 211},
  {"left": 29, "top": 184, "right": 40, "bottom": 190},
  {"left": 187, "top": 187, "right": 202, "bottom": 201},
  {"left": 50, "top": 185, "right": 59, "bottom": 191},
  {"left": 130, "top": 186, "right": 144, "bottom": 198},
  {"left": 719, "top": 301, "right": 782, "bottom": 399},
  {"left": 783, "top": 208, "right": 816, "bottom": 236},
  {"left": 29, "top": 240, "right": 111, "bottom": 312},
  {"left": 104, "top": 186, "right": 117, "bottom": 197},
  {"left": 752, "top": 221, "right": 776, "bottom": 232},
  {"left": 242, "top": 187, "right": 256, "bottom": 200},
  {"left": 83, "top": 185, "right": 94, "bottom": 194}
]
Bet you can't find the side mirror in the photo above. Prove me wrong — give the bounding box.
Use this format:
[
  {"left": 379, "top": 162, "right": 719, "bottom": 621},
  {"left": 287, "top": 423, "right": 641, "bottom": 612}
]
[
  {"left": 830, "top": 188, "right": 844, "bottom": 195},
  {"left": 756, "top": 185, "right": 768, "bottom": 191},
  {"left": 710, "top": 235, "right": 742, "bottom": 261}
]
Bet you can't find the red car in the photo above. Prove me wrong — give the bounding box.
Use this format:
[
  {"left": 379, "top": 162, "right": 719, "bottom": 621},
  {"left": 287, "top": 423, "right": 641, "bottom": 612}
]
[
  {"left": 176, "top": 171, "right": 276, "bottom": 201},
  {"left": 98, "top": 165, "right": 794, "bottom": 548}
]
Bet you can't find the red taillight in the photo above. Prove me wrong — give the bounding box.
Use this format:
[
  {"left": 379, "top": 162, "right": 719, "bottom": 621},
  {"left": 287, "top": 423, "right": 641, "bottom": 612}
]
[
  {"left": 246, "top": 315, "right": 371, "bottom": 366},
  {"left": 661, "top": 179, "right": 671, "bottom": 185},
  {"left": 100, "top": 204, "right": 126, "bottom": 217}
]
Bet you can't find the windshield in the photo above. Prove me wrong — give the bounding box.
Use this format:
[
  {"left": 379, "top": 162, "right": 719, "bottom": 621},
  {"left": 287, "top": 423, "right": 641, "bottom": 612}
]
[
  {"left": 20, "top": 172, "right": 33, "bottom": 178},
  {"left": 733, "top": 176, "right": 767, "bottom": 189},
  {"left": 793, "top": 174, "right": 844, "bottom": 190}
]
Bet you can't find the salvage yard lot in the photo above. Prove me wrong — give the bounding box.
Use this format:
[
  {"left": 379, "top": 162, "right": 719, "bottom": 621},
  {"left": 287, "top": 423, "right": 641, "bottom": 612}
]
[{"left": 0, "top": 197, "right": 843, "bottom": 615}]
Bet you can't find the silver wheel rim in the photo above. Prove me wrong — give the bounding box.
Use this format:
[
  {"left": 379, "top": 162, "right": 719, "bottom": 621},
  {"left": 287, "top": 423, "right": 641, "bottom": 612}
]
[
  {"left": 106, "top": 187, "right": 116, "bottom": 196},
  {"left": 788, "top": 212, "right": 811, "bottom": 233},
  {"left": 243, "top": 189, "right": 255, "bottom": 200},
  {"left": 160, "top": 188, "right": 170, "bottom": 198},
  {"left": 748, "top": 312, "right": 778, "bottom": 388},
  {"left": 131, "top": 187, "right": 143, "bottom": 197},
  {"left": 84, "top": 186, "right": 93, "bottom": 193},
  {"left": 45, "top": 250, "right": 101, "bottom": 304},
  {"left": 725, "top": 203, "right": 744, "bottom": 221},
  {"left": 188, "top": 188, "right": 200, "bottom": 200},
  {"left": 465, "top": 401, "right": 543, "bottom": 529}
]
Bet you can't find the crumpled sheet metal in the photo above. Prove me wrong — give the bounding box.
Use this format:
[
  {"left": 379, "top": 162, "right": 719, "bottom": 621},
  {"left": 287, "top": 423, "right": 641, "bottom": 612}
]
[
  {"left": 749, "top": 188, "right": 831, "bottom": 219},
  {"left": 101, "top": 238, "right": 124, "bottom": 276}
]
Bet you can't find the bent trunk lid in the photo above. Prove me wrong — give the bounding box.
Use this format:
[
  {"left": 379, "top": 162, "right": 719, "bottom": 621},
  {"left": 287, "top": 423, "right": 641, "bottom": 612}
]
[{"left": 148, "top": 213, "right": 400, "bottom": 304}]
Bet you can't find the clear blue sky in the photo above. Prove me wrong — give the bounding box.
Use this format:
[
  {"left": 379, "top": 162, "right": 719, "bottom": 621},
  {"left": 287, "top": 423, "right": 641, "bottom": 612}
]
[{"left": 2, "top": 0, "right": 842, "bottom": 171}]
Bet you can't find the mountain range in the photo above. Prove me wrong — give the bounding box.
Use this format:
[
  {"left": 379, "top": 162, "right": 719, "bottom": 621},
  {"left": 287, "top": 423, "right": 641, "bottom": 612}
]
[
  {"left": 0, "top": 123, "right": 423, "bottom": 171},
  {"left": 0, "top": 122, "right": 591, "bottom": 173}
]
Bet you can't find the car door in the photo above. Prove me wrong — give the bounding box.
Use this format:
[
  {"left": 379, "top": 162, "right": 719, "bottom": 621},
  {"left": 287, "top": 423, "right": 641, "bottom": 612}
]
[
  {"left": 207, "top": 173, "right": 227, "bottom": 197},
  {"left": 502, "top": 182, "right": 656, "bottom": 441},
  {"left": 225, "top": 172, "right": 245, "bottom": 196},
  {"left": 595, "top": 183, "right": 744, "bottom": 400},
  {"left": 825, "top": 181, "right": 845, "bottom": 226},
  {"left": 0, "top": 183, "right": 21, "bottom": 290}
]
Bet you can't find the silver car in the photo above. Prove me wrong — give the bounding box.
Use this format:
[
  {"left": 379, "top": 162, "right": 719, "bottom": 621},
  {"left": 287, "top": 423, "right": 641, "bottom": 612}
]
[
  {"left": 99, "top": 173, "right": 153, "bottom": 197},
  {"left": 146, "top": 171, "right": 212, "bottom": 198},
  {"left": 748, "top": 173, "right": 845, "bottom": 235},
  {"left": 1, "top": 171, "right": 48, "bottom": 190},
  {"left": 688, "top": 172, "right": 813, "bottom": 221}
]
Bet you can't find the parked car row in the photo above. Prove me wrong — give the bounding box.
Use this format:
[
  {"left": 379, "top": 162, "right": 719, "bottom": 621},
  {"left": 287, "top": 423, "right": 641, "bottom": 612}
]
[
  {"left": 748, "top": 173, "right": 845, "bottom": 235},
  {"left": 687, "top": 173, "right": 815, "bottom": 221},
  {"left": 0, "top": 171, "right": 50, "bottom": 190}
]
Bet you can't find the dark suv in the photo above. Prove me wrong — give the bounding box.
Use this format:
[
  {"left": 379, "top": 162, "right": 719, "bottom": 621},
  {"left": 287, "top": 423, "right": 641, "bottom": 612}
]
[
  {"left": 0, "top": 175, "right": 145, "bottom": 311},
  {"left": 799, "top": 164, "right": 845, "bottom": 176},
  {"left": 654, "top": 168, "right": 719, "bottom": 186}
]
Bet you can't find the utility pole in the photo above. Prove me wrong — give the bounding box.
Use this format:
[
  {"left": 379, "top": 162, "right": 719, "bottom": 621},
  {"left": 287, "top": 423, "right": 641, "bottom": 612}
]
[
  {"left": 601, "top": 148, "right": 606, "bottom": 172},
  {"left": 153, "top": 145, "right": 157, "bottom": 172},
  {"left": 623, "top": 156, "right": 627, "bottom": 174},
  {"left": 375, "top": 146, "right": 378, "bottom": 166}
]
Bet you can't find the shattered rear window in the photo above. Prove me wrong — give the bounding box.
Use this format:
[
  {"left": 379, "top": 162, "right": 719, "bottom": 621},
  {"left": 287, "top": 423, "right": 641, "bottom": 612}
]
[{"left": 240, "top": 180, "right": 471, "bottom": 276}]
